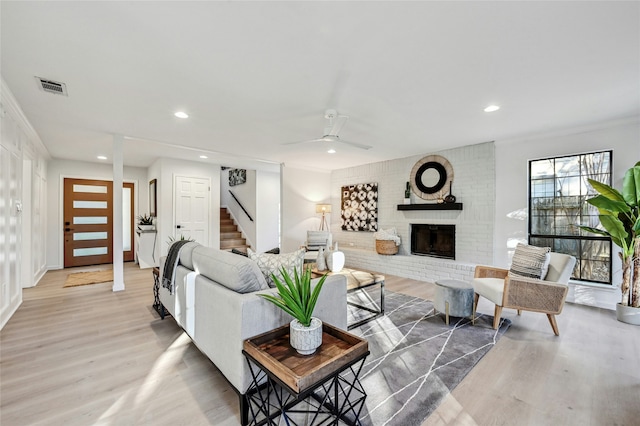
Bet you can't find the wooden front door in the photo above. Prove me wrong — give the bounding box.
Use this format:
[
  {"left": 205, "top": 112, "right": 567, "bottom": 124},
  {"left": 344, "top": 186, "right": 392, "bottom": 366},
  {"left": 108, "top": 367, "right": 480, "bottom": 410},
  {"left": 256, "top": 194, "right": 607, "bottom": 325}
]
[{"left": 63, "top": 179, "right": 134, "bottom": 268}]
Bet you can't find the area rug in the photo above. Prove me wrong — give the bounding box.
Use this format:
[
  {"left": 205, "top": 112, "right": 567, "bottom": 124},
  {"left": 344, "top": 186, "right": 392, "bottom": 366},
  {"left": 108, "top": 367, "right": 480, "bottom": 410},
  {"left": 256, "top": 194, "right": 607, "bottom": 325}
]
[
  {"left": 343, "top": 289, "right": 511, "bottom": 426},
  {"left": 63, "top": 270, "right": 113, "bottom": 288}
]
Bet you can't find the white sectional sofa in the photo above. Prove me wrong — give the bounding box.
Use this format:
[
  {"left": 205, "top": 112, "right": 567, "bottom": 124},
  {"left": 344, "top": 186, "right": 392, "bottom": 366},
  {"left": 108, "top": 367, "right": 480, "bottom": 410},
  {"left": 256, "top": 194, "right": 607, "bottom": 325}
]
[{"left": 157, "top": 243, "right": 348, "bottom": 397}]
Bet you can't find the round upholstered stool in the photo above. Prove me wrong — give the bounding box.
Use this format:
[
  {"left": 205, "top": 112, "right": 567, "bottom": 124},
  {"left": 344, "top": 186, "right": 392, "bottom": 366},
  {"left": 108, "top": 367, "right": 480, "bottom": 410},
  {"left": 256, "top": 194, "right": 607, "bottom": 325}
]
[{"left": 434, "top": 279, "right": 475, "bottom": 325}]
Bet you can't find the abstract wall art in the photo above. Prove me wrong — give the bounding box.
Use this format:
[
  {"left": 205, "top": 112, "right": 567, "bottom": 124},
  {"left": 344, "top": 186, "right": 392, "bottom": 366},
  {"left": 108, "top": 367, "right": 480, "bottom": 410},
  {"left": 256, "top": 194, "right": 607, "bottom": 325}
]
[
  {"left": 229, "top": 168, "right": 246, "bottom": 186},
  {"left": 341, "top": 182, "right": 378, "bottom": 232}
]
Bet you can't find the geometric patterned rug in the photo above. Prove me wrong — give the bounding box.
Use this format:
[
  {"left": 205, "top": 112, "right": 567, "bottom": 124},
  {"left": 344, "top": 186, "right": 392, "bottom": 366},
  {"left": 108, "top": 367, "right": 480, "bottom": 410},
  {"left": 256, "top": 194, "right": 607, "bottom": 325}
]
[
  {"left": 63, "top": 269, "right": 113, "bottom": 287},
  {"left": 345, "top": 289, "right": 511, "bottom": 426}
]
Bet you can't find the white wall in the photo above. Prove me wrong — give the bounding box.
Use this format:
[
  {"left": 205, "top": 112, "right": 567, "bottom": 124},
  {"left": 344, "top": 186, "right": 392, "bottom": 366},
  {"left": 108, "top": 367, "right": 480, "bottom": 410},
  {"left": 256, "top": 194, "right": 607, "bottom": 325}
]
[
  {"left": 332, "top": 142, "right": 496, "bottom": 263},
  {"left": 256, "top": 170, "right": 280, "bottom": 252},
  {"left": 45, "top": 159, "right": 148, "bottom": 269},
  {"left": 495, "top": 118, "right": 640, "bottom": 309},
  {"left": 281, "top": 166, "right": 331, "bottom": 253},
  {"left": 1, "top": 78, "right": 49, "bottom": 329}
]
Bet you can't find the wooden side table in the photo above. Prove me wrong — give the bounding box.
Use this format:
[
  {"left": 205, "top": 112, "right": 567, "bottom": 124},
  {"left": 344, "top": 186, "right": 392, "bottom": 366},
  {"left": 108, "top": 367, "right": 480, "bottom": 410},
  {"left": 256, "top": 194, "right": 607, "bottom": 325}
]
[{"left": 242, "top": 323, "right": 369, "bottom": 426}]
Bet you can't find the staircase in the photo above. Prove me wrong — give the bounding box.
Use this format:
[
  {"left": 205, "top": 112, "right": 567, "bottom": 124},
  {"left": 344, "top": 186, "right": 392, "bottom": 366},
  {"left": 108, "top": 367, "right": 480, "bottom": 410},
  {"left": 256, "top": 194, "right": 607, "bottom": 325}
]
[{"left": 220, "top": 208, "right": 249, "bottom": 252}]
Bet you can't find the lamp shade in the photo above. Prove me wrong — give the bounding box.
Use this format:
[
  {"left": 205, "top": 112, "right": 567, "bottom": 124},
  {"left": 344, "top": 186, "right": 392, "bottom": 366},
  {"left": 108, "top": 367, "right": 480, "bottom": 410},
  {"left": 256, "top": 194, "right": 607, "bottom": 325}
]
[{"left": 316, "top": 204, "right": 332, "bottom": 214}]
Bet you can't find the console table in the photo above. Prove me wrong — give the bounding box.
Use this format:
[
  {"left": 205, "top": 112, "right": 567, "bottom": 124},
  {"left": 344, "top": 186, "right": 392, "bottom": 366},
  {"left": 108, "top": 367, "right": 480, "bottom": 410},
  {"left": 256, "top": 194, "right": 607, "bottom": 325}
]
[{"left": 242, "top": 323, "right": 369, "bottom": 426}]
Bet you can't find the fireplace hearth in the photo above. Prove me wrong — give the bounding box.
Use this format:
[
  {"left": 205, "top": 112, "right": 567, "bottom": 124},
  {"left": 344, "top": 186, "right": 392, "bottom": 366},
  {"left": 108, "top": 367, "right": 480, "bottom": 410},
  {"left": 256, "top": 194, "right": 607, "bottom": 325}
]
[{"left": 411, "top": 224, "right": 455, "bottom": 260}]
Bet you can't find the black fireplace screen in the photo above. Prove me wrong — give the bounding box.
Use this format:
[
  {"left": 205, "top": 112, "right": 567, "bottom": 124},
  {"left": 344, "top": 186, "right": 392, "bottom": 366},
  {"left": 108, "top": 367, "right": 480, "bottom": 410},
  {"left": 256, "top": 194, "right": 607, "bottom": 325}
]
[{"left": 410, "top": 224, "right": 455, "bottom": 260}]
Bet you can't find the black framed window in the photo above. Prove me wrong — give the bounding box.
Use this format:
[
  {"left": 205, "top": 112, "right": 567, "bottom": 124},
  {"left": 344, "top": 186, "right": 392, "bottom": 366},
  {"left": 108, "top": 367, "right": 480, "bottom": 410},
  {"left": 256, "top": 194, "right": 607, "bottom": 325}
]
[{"left": 528, "top": 151, "right": 612, "bottom": 284}]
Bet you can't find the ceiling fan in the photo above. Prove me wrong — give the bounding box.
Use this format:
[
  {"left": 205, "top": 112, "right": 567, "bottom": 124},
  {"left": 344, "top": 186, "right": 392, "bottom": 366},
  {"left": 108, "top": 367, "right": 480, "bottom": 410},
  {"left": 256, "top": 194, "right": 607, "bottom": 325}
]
[{"left": 284, "top": 109, "right": 372, "bottom": 150}]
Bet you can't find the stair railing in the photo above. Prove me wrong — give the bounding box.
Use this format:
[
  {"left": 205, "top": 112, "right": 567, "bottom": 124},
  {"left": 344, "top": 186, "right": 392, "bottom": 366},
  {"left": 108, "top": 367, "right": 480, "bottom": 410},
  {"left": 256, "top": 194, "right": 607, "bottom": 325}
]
[{"left": 228, "top": 190, "right": 254, "bottom": 222}]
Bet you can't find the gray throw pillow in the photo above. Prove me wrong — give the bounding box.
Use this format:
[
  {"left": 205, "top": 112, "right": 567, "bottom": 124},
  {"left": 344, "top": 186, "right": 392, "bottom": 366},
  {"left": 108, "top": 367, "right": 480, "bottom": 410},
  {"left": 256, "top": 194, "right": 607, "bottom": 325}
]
[
  {"left": 248, "top": 248, "right": 305, "bottom": 288},
  {"left": 508, "top": 243, "right": 551, "bottom": 279}
]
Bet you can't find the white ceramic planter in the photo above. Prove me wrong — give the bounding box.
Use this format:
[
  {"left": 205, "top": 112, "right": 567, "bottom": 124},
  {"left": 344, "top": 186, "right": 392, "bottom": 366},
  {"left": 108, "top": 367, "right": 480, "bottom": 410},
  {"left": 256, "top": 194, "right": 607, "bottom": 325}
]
[
  {"left": 290, "top": 317, "right": 323, "bottom": 355},
  {"left": 138, "top": 225, "right": 155, "bottom": 231},
  {"left": 616, "top": 303, "right": 640, "bottom": 326}
]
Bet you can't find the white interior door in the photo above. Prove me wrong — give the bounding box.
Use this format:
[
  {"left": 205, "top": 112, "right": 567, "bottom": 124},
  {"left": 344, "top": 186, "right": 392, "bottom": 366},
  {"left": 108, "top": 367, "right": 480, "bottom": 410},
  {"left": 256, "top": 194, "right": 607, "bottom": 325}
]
[{"left": 174, "top": 176, "right": 210, "bottom": 246}]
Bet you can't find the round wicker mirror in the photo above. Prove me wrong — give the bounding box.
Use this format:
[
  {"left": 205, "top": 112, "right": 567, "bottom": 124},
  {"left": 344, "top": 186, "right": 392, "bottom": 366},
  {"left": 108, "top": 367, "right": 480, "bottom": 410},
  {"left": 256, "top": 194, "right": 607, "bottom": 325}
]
[{"left": 409, "top": 155, "right": 454, "bottom": 200}]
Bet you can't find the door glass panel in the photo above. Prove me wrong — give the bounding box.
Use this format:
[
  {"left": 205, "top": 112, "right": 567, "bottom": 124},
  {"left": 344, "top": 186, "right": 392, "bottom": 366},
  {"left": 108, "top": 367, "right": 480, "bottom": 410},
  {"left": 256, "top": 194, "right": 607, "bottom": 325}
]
[
  {"left": 73, "top": 232, "right": 108, "bottom": 241},
  {"left": 73, "top": 247, "right": 108, "bottom": 256},
  {"left": 123, "top": 187, "right": 132, "bottom": 251},
  {"left": 73, "top": 184, "right": 108, "bottom": 193},
  {"left": 74, "top": 216, "right": 108, "bottom": 224},
  {"left": 73, "top": 200, "right": 108, "bottom": 209}
]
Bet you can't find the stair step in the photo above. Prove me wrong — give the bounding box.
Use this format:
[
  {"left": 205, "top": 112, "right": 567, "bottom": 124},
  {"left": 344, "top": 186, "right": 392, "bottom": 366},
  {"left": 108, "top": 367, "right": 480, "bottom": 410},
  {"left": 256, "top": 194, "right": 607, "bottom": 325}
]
[
  {"left": 220, "top": 224, "right": 237, "bottom": 232},
  {"left": 221, "top": 231, "right": 242, "bottom": 239},
  {"left": 220, "top": 218, "right": 234, "bottom": 226},
  {"left": 220, "top": 239, "right": 247, "bottom": 249}
]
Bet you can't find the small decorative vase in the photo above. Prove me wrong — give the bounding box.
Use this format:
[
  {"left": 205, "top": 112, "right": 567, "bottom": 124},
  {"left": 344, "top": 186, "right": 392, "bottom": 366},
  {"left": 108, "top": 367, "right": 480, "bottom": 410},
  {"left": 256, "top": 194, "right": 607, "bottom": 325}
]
[
  {"left": 316, "top": 247, "right": 327, "bottom": 271},
  {"left": 290, "top": 317, "right": 323, "bottom": 355},
  {"left": 327, "top": 250, "right": 345, "bottom": 273},
  {"left": 403, "top": 197, "right": 411, "bottom": 205}
]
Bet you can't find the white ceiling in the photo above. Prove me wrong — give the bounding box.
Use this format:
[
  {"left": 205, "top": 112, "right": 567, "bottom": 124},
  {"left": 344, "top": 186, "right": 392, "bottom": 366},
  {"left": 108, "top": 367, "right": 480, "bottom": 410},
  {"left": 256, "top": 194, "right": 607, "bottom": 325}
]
[{"left": 2, "top": 1, "right": 638, "bottom": 172}]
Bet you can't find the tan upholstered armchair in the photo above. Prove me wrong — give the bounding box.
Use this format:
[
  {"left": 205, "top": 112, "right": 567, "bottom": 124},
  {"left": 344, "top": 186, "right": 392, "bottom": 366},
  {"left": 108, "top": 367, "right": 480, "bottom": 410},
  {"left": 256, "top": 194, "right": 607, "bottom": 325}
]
[{"left": 472, "top": 252, "right": 576, "bottom": 336}]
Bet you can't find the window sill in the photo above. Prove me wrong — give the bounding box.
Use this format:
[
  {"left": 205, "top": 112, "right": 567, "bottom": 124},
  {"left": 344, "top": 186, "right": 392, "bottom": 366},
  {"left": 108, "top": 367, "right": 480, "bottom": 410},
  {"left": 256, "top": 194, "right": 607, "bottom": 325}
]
[{"left": 569, "top": 279, "right": 616, "bottom": 290}]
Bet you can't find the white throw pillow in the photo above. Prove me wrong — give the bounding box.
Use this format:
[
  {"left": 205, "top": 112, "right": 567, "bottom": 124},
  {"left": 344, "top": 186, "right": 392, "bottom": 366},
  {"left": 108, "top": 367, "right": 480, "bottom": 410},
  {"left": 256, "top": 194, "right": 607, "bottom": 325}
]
[
  {"left": 248, "top": 248, "right": 305, "bottom": 287},
  {"left": 508, "top": 243, "right": 551, "bottom": 279}
]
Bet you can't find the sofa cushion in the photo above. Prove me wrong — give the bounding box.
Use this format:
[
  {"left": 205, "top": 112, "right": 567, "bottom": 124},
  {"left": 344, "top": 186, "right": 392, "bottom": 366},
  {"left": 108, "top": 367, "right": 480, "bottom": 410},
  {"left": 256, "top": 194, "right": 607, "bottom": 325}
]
[
  {"left": 508, "top": 243, "right": 551, "bottom": 279},
  {"left": 192, "top": 246, "right": 268, "bottom": 293},
  {"left": 248, "top": 248, "right": 305, "bottom": 287}
]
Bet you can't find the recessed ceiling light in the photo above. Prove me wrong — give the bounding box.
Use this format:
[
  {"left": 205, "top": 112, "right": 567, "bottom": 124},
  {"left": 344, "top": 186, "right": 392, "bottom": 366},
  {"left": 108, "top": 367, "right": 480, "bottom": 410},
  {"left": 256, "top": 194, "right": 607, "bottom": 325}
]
[
  {"left": 199, "top": 155, "right": 208, "bottom": 159},
  {"left": 484, "top": 105, "right": 500, "bottom": 112},
  {"left": 174, "top": 111, "right": 189, "bottom": 118},
  {"left": 97, "top": 155, "right": 107, "bottom": 160},
  {"left": 328, "top": 149, "right": 336, "bottom": 154}
]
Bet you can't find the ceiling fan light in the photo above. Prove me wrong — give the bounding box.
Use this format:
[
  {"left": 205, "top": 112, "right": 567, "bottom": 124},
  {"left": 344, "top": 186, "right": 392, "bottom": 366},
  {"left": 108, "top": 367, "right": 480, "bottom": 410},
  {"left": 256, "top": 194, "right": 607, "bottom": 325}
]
[
  {"left": 484, "top": 105, "right": 500, "bottom": 112},
  {"left": 328, "top": 149, "right": 336, "bottom": 154}
]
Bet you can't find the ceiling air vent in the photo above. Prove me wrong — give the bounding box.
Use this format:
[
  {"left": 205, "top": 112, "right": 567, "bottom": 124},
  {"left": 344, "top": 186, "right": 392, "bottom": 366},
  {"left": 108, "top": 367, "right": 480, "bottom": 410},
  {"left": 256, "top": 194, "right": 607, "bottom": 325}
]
[{"left": 35, "top": 77, "right": 68, "bottom": 96}]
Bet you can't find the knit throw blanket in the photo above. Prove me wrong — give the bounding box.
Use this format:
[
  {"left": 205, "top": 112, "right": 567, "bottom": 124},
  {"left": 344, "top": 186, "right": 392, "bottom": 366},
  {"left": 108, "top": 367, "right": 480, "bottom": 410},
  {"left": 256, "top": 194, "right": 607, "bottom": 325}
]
[{"left": 162, "top": 240, "right": 193, "bottom": 295}]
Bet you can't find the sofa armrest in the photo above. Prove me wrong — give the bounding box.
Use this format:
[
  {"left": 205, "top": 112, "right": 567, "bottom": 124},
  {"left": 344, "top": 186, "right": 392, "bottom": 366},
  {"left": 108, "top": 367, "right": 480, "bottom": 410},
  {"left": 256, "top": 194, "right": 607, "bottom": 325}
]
[
  {"left": 475, "top": 265, "right": 509, "bottom": 279},
  {"left": 504, "top": 276, "right": 568, "bottom": 314}
]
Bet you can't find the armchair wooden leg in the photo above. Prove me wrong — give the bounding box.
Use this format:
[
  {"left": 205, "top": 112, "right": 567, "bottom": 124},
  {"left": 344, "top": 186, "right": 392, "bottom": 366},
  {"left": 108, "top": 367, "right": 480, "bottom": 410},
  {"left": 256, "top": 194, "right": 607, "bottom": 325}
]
[
  {"left": 493, "top": 305, "right": 502, "bottom": 329},
  {"left": 517, "top": 309, "right": 522, "bottom": 316},
  {"left": 473, "top": 293, "right": 480, "bottom": 312},
  {"left": 547, "top": 314, "right": 560, "bottom": 336}
]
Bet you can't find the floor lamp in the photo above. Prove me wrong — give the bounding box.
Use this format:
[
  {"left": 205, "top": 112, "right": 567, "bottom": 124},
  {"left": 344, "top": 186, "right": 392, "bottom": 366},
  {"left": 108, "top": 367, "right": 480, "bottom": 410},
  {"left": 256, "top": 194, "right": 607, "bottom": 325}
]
[{"left": 316, "top": 204, "right": 332, "bottom": 231}]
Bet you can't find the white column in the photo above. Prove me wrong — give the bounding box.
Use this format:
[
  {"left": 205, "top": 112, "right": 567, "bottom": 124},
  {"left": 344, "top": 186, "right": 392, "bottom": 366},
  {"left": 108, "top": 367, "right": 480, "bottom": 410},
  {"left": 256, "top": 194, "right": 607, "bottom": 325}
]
[{"left": 112, "top": 135, "right": 125, "bottom": 292}]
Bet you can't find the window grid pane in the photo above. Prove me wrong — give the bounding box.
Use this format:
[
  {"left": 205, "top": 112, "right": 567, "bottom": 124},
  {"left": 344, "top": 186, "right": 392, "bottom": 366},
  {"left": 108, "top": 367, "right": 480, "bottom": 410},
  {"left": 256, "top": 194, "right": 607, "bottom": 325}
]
[{"left": 529, "top": 151, "right": 612, "bottom": 284}]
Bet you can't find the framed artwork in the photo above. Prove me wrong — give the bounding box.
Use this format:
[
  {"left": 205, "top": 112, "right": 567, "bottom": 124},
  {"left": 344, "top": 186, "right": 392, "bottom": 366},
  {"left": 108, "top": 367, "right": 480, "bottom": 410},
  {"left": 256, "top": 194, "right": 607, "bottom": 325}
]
[
  {"left": 341, "top": 182, "right": 378, "bottom": 232},
  {"left": 149, "top": 179, "right": 157, "bottom": 217},
  {"left": 229, "top": 168, "right": 246, "bottom": 186}
]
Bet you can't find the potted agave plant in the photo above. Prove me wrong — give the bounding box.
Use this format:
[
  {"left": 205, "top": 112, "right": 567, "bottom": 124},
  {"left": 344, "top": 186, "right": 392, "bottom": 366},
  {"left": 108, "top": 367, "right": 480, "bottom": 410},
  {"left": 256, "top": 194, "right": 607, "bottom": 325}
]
[
  {"left": 579, "top": 162, "right": 640, "bottom": 325},
  {"left": 137, "top": 214, "right": 154, "bottom": 231},
  {"left": 259, "top": 267, "right": 328, "bottom": 355}
]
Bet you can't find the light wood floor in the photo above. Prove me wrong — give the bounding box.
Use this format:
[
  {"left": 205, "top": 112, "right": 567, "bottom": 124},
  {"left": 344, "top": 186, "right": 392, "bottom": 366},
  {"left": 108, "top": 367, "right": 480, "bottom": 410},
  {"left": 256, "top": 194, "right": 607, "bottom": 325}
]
[{"left": 1, "top": 263, "right": 639, "bottom": 425}]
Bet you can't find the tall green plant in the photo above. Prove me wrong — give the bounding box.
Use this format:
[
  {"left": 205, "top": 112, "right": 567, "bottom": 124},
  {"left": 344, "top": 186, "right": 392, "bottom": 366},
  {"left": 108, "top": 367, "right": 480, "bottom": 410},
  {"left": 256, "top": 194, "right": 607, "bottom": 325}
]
[
  {"left": 579, "top": 162, "right": 640, "bottom": 307},
  {"left": 259, "top": 267, "right": 328, "bottom": 327}
]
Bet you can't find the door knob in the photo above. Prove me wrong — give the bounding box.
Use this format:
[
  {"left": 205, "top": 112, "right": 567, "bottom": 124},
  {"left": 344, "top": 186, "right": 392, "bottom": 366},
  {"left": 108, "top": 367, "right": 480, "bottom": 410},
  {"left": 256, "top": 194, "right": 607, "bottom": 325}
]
[{"left": 176, "top": 225, "right": 182, "bottom": 229}]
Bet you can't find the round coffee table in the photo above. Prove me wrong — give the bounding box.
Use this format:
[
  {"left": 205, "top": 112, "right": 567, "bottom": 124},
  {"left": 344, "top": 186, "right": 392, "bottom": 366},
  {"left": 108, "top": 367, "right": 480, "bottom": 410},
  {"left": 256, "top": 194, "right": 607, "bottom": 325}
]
[{"left": 434, "top": 279, "right": 475, "bottom": 325}]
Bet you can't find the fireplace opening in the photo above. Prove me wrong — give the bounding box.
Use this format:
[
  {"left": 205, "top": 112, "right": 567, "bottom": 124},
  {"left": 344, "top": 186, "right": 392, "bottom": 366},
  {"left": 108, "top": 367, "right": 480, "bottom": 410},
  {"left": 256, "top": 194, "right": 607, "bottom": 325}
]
[{"left": 410, "top": 224, "right": 455, "bottom": 260}]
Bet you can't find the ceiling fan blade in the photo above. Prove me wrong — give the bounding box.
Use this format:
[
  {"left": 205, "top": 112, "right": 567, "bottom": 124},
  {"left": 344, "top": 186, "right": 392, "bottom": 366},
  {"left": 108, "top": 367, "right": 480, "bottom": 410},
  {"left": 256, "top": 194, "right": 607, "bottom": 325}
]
[
  {"left": 328, "top": 115, "right": 349, "bottom": 136},
  {"left": 281, "top": 138, "right": 324, "bottom": 146},
  {"left": 338, "top": 138, "right": 372, "bottom": 150}
]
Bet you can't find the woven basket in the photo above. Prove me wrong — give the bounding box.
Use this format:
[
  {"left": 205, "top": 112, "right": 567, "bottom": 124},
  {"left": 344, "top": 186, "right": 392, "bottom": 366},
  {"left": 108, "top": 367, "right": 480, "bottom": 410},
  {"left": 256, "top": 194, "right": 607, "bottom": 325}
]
[{"left": 376, "top": 240, "right": 399, "bottom": 255}]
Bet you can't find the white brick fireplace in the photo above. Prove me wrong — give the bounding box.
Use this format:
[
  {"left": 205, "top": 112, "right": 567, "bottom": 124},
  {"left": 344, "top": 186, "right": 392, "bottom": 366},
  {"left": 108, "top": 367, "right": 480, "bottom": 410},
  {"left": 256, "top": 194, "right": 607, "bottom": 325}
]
[{"left": 329, "top": 142, "right": 495, "bottom": 283}]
